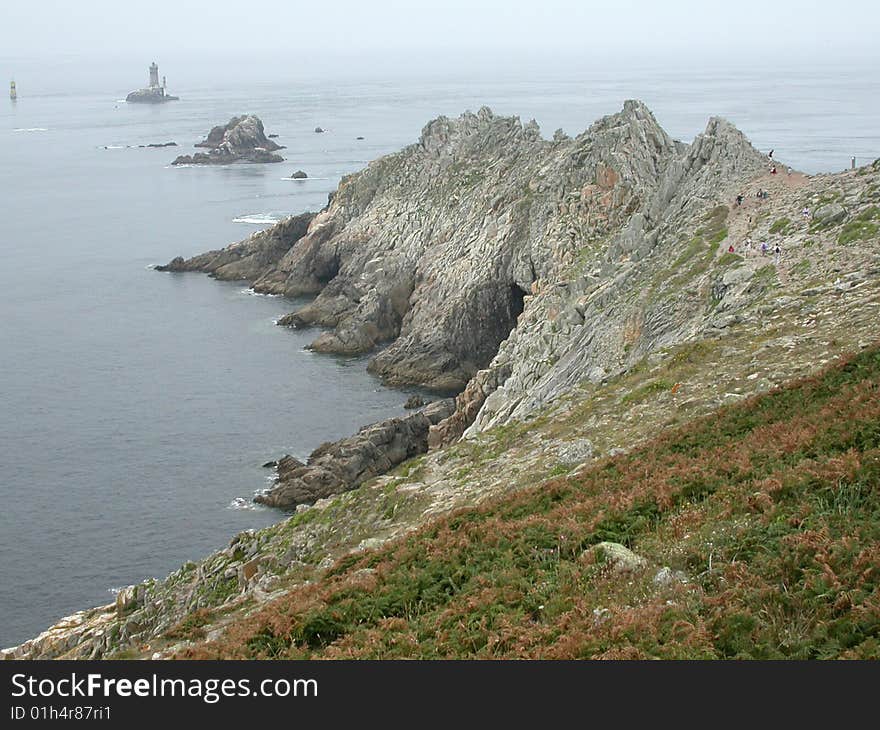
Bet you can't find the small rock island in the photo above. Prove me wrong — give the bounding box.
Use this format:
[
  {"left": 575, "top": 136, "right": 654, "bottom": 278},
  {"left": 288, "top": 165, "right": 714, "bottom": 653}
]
[
  {"left": 172, "top": 115, "right": 285, "bottom": 165},
  {"left": 125, "top": 62, "right": 179, "bottom": 103}
]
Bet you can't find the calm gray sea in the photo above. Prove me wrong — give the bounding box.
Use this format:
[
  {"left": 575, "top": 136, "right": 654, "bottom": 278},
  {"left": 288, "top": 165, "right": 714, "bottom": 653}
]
[{"left": 1, "top": 56, "right": 877, "bottom": 648}]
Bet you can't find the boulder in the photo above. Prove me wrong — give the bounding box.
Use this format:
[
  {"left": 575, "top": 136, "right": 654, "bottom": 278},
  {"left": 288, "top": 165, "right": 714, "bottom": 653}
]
[
  {"left": 583, "top": 542, "right": 648, "bottom": 573},
  {"left": 814, "top": 202, "right": 846, "bottom": 226},
  {"left": 404, "top": 395, "right": 427, "bottom": 409},
  {"left": 290, "top": 170, "right": 308, "bottom": 179},
  {"left": 314, "top": 127, "right": 325, "bottom": 133}
]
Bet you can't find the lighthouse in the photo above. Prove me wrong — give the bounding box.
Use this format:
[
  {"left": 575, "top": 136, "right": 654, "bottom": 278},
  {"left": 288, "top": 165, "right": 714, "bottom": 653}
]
[{"left": 126, "top": 62, "right": 178, "bottom": 103}]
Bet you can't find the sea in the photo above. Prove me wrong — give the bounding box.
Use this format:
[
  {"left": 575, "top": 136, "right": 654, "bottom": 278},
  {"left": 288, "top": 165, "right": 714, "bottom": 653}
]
[{"left": 1, "top": 54, "right": 877, "bottom": 648}]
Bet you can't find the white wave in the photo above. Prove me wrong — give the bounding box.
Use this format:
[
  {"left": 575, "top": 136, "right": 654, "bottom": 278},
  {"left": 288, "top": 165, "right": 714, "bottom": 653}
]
[
  {"left": 229, "top": 496, "right": 269, "bottom": 511},
  {"left": 13, "top": 127, "right": 48, "bottom": 132},
  {"left": 101, "top": 145, "right": 125, "bottom": 150},
  {"left": 240, "top": 287, "right": 280, "bottom": 297},
  {"left": 145, "top": 263, "right": 156, "bottom": 270},
  {"left": 281, "top": 176, "right": 329, "bottom": 181},
  {"left": 107, "top": 586, "right": 124, "bottom": 596},
  {"left": 232, "top": 214, "right": 280, "bottom": 225}
]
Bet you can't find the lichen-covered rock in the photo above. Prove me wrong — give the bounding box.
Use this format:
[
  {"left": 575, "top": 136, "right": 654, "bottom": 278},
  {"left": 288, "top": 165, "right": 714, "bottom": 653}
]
[{"left": 584, "top": 542, "right": 648, "bottom": 573}]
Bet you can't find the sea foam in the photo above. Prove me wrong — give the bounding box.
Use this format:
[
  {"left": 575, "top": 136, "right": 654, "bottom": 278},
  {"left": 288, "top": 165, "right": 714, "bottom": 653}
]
[{"left": 232, "top": 214, "right": 280, "bottom": 225}]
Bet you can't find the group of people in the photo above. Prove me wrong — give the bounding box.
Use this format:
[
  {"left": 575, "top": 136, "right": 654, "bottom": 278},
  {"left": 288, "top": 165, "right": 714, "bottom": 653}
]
[{"left": 728, "top": 237, "right": 781, "bottom": 261}]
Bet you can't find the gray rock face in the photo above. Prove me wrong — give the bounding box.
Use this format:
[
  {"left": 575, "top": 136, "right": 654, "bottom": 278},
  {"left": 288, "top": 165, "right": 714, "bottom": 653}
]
[
  {"left": 255, "top": 398, "right": 455, "bottom": 509},
  {"left": 156, "top": 213, "right": 314, "bottom": 281},
  {"left": 161, "top": 100, "right": 768, "bottom": 429},
  {"left": 814, "top": 202, "right": 847, "bottom": 226},
  {"left": 172, "top": 115, "right": 285, "bottom": 165},
  {"left": 290, "top": 170, "right": 308, "bottom": 179}
]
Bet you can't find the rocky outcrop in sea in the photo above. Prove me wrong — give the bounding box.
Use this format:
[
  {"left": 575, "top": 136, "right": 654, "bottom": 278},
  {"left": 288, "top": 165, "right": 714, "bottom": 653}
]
[
  {"left": 172, "top": 115, "right": 285, "bottom": 165},
  {"left": 126, "top": 87, "right": 178, "bottom": 103},
  {"left": 256, "top": 399, "right": 454, "bottom": 509}
]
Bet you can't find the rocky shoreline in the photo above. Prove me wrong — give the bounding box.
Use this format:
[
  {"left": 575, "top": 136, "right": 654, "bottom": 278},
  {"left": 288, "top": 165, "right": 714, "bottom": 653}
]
[{"left": 6, "top": 99, "right": 880, "bottom": 659}]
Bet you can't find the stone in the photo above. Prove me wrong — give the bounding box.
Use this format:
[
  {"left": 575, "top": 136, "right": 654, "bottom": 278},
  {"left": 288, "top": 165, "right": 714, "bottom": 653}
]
[
  {"left": 404, "top": 395, "right": 427, "bottom": 409},
  {"left": 584, "top": 542, "right": 648, "bottom": 573},
  {"left": 172, "top": 115, "right": 285, "bottom": 165},
  {"left": 255, "top": 398, "right": 455, "bottom": 509},
  {"left": 653, "top": 566, "right": 689, "bottom": 586},
  {"left": 314, "top": 127, "right": 325, "bottom": 133},
  {"left": 290, "top": 170, "right": 308, "bottom": 179},
  {"left": 813, "top": 202, "right": 846, "bottom": 226}
]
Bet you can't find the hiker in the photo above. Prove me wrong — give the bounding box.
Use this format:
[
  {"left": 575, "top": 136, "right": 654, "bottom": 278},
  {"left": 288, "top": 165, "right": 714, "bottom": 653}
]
[
  {"left": 746, "top": 236, "right": 753, "bottom": 250},
  {"left": 735, "top": 193, "right": 744, "bottom": 206},
  {"left": 768, "top": 149, "right": 774, "bottom": 159},
  {"left": 802, "top": 206, "right": 810, "bottom": 218},
  {"left": 774, "top": 243, "right": 781, "bottom": 263},
  {"left": 761, "top": 242, "right": 768, "bottom": 256},
  {"left": 770, "top": 165, "right": 777, "bottom": 174},
  {"left": 728, "top": 244, "right": 735, "bottom": 253}
]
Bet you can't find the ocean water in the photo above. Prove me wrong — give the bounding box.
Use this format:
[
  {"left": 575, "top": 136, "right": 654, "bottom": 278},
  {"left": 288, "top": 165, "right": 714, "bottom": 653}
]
[{"left": 1, "top": 57, "right": 878, "bottom": 648}]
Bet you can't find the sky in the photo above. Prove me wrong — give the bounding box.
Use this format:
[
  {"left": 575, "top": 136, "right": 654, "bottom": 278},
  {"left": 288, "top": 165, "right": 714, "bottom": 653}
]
[{"left": 1, "top": 0, "right": 877, "bottom": 68}]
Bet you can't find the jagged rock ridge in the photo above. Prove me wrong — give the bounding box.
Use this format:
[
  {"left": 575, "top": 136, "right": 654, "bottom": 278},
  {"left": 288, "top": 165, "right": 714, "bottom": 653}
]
[
  {"left": 162, "top": 100, "right": 766, "bottom": 410},
  {"left": 172, "top": 115, "right": 285, "bottom": 165}
]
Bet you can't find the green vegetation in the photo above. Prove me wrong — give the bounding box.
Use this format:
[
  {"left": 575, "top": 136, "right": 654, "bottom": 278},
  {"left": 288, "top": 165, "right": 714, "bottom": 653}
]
[
  {"left": 717, "top": 252, "right": 743, "bottom": 266},
  {"left": 621, "top": 378, "right": 674, "bottom": 405},
  {"left": 163, "top": 609, "right": 214, "bottom": 642},
  {"left": 769, "top": 217, "right": 792, "bottom": 235},
  {"left": 838, "top": 206, "right": 880, "bottom": 244},
  {"left": 177, "top": 344, "right": 880, "bottom": 660}
]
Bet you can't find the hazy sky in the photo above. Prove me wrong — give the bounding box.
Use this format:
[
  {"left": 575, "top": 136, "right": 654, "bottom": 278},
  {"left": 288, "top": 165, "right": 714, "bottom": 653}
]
[{"left": 2, "top": 0, "right": 877, "bottom": 64}]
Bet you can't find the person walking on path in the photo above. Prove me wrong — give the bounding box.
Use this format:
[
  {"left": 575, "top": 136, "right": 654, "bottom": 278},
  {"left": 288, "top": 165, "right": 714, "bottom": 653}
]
[
  {"left": 761, "top": 241, "right": 768, "bottom": 257},
  {"left": 774, "top": 243, "right": 781, "bottom": 264}
]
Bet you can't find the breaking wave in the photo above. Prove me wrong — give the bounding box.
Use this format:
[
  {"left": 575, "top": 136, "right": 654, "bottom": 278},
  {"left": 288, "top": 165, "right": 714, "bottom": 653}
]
[{"left": 232, "top": 214, "right": 280, "bottom": 225}]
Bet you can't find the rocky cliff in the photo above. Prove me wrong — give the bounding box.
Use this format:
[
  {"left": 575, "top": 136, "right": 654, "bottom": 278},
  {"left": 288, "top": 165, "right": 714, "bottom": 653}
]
[
  {"left": 7, "top": 100, "right": 880, "bottom": 659},
  {"left": 172, "top": 115, "right": 284, "bottom": 165}
]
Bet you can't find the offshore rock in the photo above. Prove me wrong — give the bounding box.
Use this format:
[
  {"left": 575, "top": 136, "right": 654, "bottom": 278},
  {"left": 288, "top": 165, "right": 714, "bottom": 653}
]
[
  {"left": 126, "top": 88, "right": 178, "bottom": 104},
  {"left": 255, "top": 398, "right": 455, "bottom": 509},
  {"left": 172, "top": 115, "right": 285, "bottom": 165}
]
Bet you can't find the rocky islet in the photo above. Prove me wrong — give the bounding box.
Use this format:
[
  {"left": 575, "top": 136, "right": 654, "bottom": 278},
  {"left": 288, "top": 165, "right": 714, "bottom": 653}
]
[{"left": 171, "top": 115, "right": 285, "bottom": 165}]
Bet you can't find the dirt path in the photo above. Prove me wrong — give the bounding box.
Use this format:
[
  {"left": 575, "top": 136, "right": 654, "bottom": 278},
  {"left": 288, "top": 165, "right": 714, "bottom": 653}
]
[{"left": 724, "top": 163, "right": 812, "bottom": 286}]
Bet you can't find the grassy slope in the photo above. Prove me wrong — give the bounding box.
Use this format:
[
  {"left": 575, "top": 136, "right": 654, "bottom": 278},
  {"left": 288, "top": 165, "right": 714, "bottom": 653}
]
[{"left": 180, "top": 345, "right": 880, "bottom": 659}]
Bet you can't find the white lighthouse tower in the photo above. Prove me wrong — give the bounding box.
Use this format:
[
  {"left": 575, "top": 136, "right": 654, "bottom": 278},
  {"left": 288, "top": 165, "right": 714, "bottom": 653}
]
[{"left": 149, "top": 62, "right": 160, "bottom": 89}]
